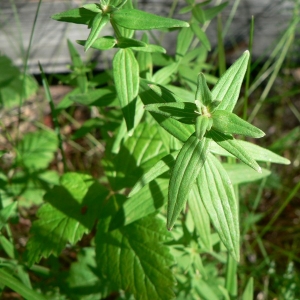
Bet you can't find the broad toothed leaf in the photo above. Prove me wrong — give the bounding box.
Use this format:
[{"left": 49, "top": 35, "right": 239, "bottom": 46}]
[{"left": 96, "top": 216, "right": 175, "bottom": 300}]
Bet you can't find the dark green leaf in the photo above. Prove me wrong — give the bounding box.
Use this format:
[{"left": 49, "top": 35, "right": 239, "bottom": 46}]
[
  {"left": 0, "top": 202, "right": 17, "bottom": 231},
  {"left": 96, "top": 216, "right": 175, "bottom": 300},
  {"left": 51, "top": 8, "right": 97, "bottom": 25},
  {"left": 167, "top": 135, "right": 210, "bottom": 230},
  {"left": 144, "top": 102, "right": 197, "bottom": 123},
  {"left": 111, "top": 9, "right": 189, "bottom": 30}
]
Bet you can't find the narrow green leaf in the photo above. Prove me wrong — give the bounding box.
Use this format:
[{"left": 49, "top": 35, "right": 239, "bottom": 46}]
[
  {"left": 144, "top": 102, "right": 197, "bottom": 124},
  {"left": 149, "top": 83, "right": 186, "bottom": 103},
  {"left": 113, "top": 49, "right": 139, "bottom": 132},
  {"left": 242, "top": 277, "right": 254, "bottom": 300},
  {"left": 129, "top": 152, "right": 179, "bottom": 197},
  {"left": 212, "top": 51, "right": 249, "bottom": 112},
  {"left": 176, "top": 27, "right": 194, "bottom": 60},
  {"left": 197, "top": 153, "right": 240, "bottom": 261},
  {"left": 51, "top": 8, "right": 97, "bottom": 25},
  {"left": 223, "top": 164, "right": 271, "bottom": 185},
  {"left": 204, "top": 2, "right": 228, "bottom": 21},
  {"left": 117, "top": 36, "right": 147, "bottom": 48},
  {"left": 96, "top": 216, "right": 175, "bottom": 300},
  {"left": 212, "top": 110, "right": 265, "bottom": 138},
  {"left": 196, "top": 73, "right": 213, "bottom": 106},
  {"left": 209, "top": 130, "right": 262, "bottom": 172},
  {"left": 132, "top": 43, "right": 166, "bottom": 53},
  {"left": 152, "top": 62, "right": 179, "bottom": 85},
  {"left": 190, "top": 23, "right": 211, "bottom": 51},
  {"left": 111, "top": 9, "right": 189, "bottom": 30},
  {"left": 167, "top": 134, "right": 210, "bottom": 230},
  {"left": 137, "top": 33, "right": 153, "bottom": 79},
  {"left": 192, "top": 5, "right": 206, "bottom": 24},
  {"left": 210, "top": 140, "right": 291, "bottom": 165},
  {"left": 139, "top": 79, "right": 194, "bottom": 142},
  {"left": 0, "top": 269, "right": 47, "bottom": 300},
  {"left": 77, "top": 36, "right": 116, "bottom": 50},
  {"left": 82, "top": 3, "right": 102, "bottom": 13},
  {"left": 85, "top": 13, "right": 109, "bottom": 51},
  {"left": 195, "top": 115, "right": 213, "bottom": 140},
  {"left": 110, "top": 178, "right": 169, "bottom": 230},
  {"left": 188, "top": 186, "right": 212, "bottom": 250}
]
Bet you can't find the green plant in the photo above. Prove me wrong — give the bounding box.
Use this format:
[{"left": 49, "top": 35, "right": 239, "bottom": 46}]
[{"left": 0, "top": 0, "right": 295, "bottom": 299}]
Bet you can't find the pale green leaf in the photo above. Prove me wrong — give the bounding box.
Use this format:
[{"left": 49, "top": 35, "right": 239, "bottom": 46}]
[
  {"left": 113, "top": 49, "right": 139, "bottom": 132},
  {"left": 96, "top": 216, "right": 175, "bottom": 300},
  {"left": 197, "top": 153, "right": 240, "bottom": 261},
  {"left": 111, "top": 9, "right": 189, "bottom": 30},
  {"left": 212, "top": 51, "right": 249, "bottom": 112},
  {"left": 167, "top": 135, "right": 210, "bottom": 230},
  {"left": 195, "top": 115, "right": 213, "bottom": 140},
  {"left": 210, "top": 140, "right": 290, "bottom": 165},
  {"left": 196, "top": 73, "right": 213, "bottom": 106},
  {"left": 242, "top": 277, "right": 254, "bottom": 300},
  {"left": 85, "top": 13, "right": 109, "bottom": 51},
  {"left": 209, "top": 130, "right": 262, "bottom": 172},
  {"left": 152, "top": 62, "right": 179, "bottom": 85},
  {"left": 190, "top": 23, "right": 211, "bottom": 51},
  {"left": 176, "top": 27, "right": 194, "bottom": 60},
  {"left": 223, "top": 163, "right": 271, "bottom": 185},
  {"left": 204, "top": 2, "right": 228, "bottom": 21},
  {"left": 212, "top": 110, "right": 265, "bottom": 138},
  {"left": 188, "top": 186, "right": 212, "bottom": 250}
]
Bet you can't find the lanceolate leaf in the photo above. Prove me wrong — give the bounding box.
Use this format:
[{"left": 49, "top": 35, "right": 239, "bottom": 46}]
[
  {"left": 144, "top": 102, "right": 197, "bottom": 123},
  {"left": 167, "top": 134, "right": 210, "bottom": 230},
  {"left": 110, "top": 178, "right": 169, "bottom": 230},
  {"left": 190, "top": 23, "right": 211, "bottom": 51},
  {"left": 212, "top": 51, "right": 249, "bottom": 112},
  {"left": 212, "top": 110, "right": 265, "bottom": 138},
  {"left": 113, "top": 49, "right": 139, "bottom": 132},
  {"left": 195, "top": 115, "right": 213, "bottom": 140},
  {"left": 197, "top": 153, "right": 240, "bottom": 261},
  {"left": 188, "top": 186, "right": 212, "bottom": 250},
  {"left": 139, "top": 80, "right": 194, "bottom": 142},
  {"left": 129, "top": 151, "right": 179, "bottom": 197},
  {"left": 51, "top": 8, "right": 97, "bottom": 25},
  {"left": 196, "top": 73, "right": 213, "bottom": 106},
  {"left": 85, "top": 13, "right": 109, "bottom": 51},
  {"left": 208, "top": 130, "right": 262, "bottom": 172},
  {"left": 111, "top": 9, "right": 189, "bottom": 30},
  {"left": 96, "top": 216, "right": 175, "bottom": 300},
  {"left": 209, "top": 140, "right": 291, "bottom": 165}
]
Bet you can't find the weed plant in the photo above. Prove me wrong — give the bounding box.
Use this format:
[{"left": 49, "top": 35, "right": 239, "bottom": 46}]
[{"left": 0, "top": 0, "right": 299, "bottom": 299}]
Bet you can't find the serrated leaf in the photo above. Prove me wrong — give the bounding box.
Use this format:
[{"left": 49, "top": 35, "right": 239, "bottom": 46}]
[
  {"left": 210, "top": 140, "right": 291, "bottom": 165},
  {"left": 209, "top": 130, "right": 262, "bottom": 172},
  {"left": 113, "top": 49, "right": 139, "bottom": 132},
  {"left": 196, "top": 73, "right": 213, "bottom": 106},
  {"left": 188, "top": 186, "right": 211, "bottom": 250},
  {"left": 129, "top": 151, "right": 179, "bottom": 197},
  {"left": 16, "top": 130, "right": 58, "bottom": 171},
  {"left": 85, "top": 13, "right": 109, "bottom": 51},
  {"left": 103, "top": 122, "right": 168, "bottom": 191},
  {"left": 96, "top": 216, "right": 175, "bottom": 300},
  {"left": 223, "top": 164, "right": 271, "bottom": 185},
  {"left": 144, "top": 102, "right": 197, "bottom": 124},
  {"left": 212, "top": 110, "right": 265, "bottom": 138},
  {"left": 167, "top": 135, "right": 210, "bottom": 230},
  {"left": 139, "top": 79, "right": 194, "bottom": 142},
  {"left": 197, "top": 153, "right": 240, "bottom": 261},
  {"left": 0, "top": 202, "right": 17, "bottom": 230},
  {"left": 110, "top": 178, "right": 169, "bottom": 230},
  {"left": 51, "top": 8, "right": 97, "bottom": 25},
  {"left": 111, "top": 9, "right": 189, "bottom": 30},
  {"left": 26, "top": 173, "right": 109, "bottom": 265},
  {"left": 212, "top": 51, "right": 249, "bottom": 112}
]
